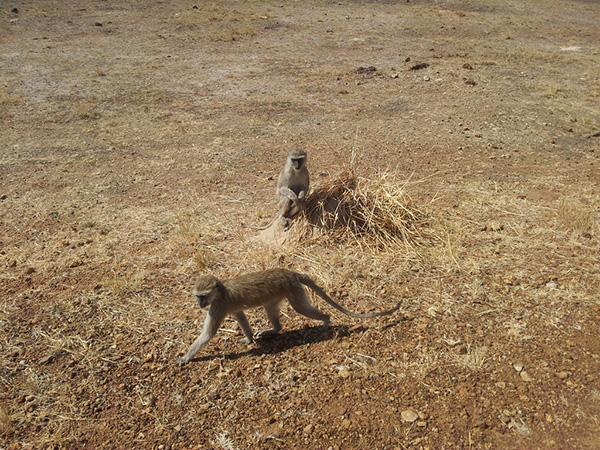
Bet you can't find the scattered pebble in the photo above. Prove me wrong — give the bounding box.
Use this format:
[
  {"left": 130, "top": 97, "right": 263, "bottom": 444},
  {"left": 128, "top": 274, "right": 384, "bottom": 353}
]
[
  {"left": 520, "top": 370, "right": 533, "bottom": 382},
  {"left": 410, "top": 62, "right": 429, "bottom": 70},
  {"left": 401, "top": 409, "right": 419, "bottom": 423},
  {"left": 338, "top": 367, "right": 350, "bottom": 378},
  {"left": 353, "top": 66, "right": 376, "bottom": 75}
]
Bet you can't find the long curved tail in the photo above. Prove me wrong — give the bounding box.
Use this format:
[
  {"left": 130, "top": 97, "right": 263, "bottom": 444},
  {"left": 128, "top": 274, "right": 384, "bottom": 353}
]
[{"left": 298, "top": 275, "right": 401, "bottom": 318}]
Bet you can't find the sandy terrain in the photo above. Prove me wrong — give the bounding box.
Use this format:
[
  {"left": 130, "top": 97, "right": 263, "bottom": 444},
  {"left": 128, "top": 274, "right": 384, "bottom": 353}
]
[{"left": 1, "top": 0, "right": 599, "bottom": 448}]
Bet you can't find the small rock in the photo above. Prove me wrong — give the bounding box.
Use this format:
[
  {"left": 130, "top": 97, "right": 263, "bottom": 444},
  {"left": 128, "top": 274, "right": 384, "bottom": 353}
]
[
  {"left": 390, "top": 73, "right": 399, "bottom": 78},
  {"left": 513, "top": 363, "right": 523, "bottom": 373},
  {"left": 401, "top": 409, "right": 419, "bottom": 423},
  {"left": 556, "top": 371, "right": 569, "bottom": 379},
  {"left": 95, "top": 22, "right": 103, "bottom": 27},
  {"left": 545, "top": 413, "right": 553, "bottom": 423},
  {"left": 338, "top": 367, "right": 350, "bottom": 378},
  {"left": 410, "top": 62, "right": 429, "bottom": 70},
  {"left": 354, "top": 66, "right": 376, "bottom": 74},
  {"left": 25, "top": 267, "right": 35, "bottom": 275},
  {"left": 341, "top": 418, "right": 351, "bottom": 428},
  {"left": 463, "top": 63, "right": 473, "bottom": 70},
  {"left": 416, "top": 421, "right": 427, "bottom": 427},
  {"left": 303, "top": 423, "right": 313, "bottom": 434},
  {"left": 520, "top": 370, "right": 533, "bottom": 382},
  {"left": 423, "top": 75, "right": 430, "bottom": 81}
]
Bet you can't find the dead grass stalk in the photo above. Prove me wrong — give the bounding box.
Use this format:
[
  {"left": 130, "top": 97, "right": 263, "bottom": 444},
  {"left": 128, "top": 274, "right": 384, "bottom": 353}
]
[{"left": 298, "top": 170, "right": 427, "bottom": 250}]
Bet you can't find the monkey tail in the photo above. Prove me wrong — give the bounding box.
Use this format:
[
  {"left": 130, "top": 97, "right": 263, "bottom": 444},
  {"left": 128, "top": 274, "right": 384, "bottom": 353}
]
[{"left": 298, "top": 275, "right": 401, "bottom": 318}]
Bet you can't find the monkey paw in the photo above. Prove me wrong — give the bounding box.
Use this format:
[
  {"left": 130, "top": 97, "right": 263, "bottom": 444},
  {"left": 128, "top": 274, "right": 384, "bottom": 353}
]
[
  {"left": 175, "top": 356, "right": 189, "bottom": 365},
  {"left": 256, "top": 329, "right": 279, "bottom": 339}
]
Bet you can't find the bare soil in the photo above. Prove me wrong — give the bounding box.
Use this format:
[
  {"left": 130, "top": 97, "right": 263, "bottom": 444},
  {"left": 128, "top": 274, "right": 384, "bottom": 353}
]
[{"left": 1, "top": 0, "right": 599, "bottom": 449}]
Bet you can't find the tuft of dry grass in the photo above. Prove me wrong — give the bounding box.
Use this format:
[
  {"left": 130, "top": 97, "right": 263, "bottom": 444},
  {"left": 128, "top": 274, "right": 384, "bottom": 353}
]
[
  {"left": 460, "top": 344, "right": 488, "bottom": 370},
  {"left": 298, "top": 170, "right": 427, "bottom": 250},
  {"left": 0, "top": 406, "right": 12, "bottom": 438},
  {"left": 557, "top": 198, "right": 598, "bottom": 236}
]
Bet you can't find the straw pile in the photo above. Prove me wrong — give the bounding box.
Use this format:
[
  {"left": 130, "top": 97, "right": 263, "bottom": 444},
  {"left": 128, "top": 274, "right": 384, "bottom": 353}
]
[{"left": 299, "top": 170, "right": 425, "bottom": 248}]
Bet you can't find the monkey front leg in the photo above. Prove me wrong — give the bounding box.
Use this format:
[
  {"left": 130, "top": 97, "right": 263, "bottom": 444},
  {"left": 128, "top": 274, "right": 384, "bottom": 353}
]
[
  {"left": 278, "top": 186, "right": 300, "bottom": 205},
  {"left": 279, "top": 187, "right": 306, "bottom": 221},
  {"left": 176, "top": 311, "right": 223, "bottom": 364}
]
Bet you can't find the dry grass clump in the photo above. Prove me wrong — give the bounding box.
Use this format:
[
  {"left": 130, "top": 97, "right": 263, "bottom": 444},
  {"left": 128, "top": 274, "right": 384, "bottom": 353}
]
[
  {"left": 299, "top": 170, "right": 426, "bottom": 249},
  {"left": 557, "top": 198, "right": 598, "bottom": 236}
]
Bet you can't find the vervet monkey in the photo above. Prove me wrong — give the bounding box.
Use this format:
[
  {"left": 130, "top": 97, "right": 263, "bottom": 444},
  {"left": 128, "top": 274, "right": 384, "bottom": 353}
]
[
  {"left": 176, "top": 268, "right": 400, "bottom": 364},
  {"left": 253, "top": 149, "right": 309, "bottom": 230}
]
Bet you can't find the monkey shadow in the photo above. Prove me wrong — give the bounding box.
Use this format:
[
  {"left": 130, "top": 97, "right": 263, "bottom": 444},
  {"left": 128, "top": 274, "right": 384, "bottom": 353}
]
[{"left": 190, "top": 324, "right": 364, "bottom": 363}]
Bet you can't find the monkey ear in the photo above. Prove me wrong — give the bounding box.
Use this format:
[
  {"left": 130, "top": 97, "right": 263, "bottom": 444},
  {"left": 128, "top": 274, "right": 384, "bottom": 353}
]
[{"left": 214, "top": 279, "right": 223, "bottom": 289}]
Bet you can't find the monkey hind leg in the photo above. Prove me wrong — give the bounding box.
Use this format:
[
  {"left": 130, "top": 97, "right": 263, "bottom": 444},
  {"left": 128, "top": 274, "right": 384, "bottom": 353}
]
[
  {"left": 288, "top": 288, "right": 331, "bottom": 329},
  {"left": 233, "top": 311, "right": 255, "bottom": 344},
  {"left": 282, "top": 198, "right": 301, "bottom": 220},
  {"left": 256, "top": 303, "right": 282, "bottom": 338}
]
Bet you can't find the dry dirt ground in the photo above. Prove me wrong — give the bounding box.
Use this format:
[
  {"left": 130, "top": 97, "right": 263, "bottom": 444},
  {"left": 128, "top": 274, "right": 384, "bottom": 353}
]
[{"left": 1, "top": 0, "right": 599, "bottom": 448}]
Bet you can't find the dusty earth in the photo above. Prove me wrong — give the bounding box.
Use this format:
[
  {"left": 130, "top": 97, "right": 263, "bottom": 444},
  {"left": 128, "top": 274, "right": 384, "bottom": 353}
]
[{"left": 1, "top": 0, "right": 599, "bottom": 448}]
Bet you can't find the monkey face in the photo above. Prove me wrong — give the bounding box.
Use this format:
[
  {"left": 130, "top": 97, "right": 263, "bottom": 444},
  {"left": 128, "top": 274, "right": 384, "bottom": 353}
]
[
  {"left": 291, "top": 157, "right": 305, "bottom": 170},
  {"left": 287, "top": 149, "right": 307, "bottom": 170},
  {"left": 193, "top": 276, "right": 221, "bottom": 308},
  {"left": 194, "top": 291, "right": 212, "bottom": 308}
]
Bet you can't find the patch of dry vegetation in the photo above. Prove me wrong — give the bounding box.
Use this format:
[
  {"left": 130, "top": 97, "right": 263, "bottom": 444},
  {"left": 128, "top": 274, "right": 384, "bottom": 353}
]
[
  {"left": 557, "top": 197, "right": 598, "bottom": 236},
  {"left": 299, "top": 170, "right": 428, "bottom": 250}
]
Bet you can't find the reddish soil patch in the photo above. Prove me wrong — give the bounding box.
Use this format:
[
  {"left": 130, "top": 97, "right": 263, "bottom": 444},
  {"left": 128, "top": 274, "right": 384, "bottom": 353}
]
[{"left": 1, "top": 0, "right": 599, "bottom": 448}]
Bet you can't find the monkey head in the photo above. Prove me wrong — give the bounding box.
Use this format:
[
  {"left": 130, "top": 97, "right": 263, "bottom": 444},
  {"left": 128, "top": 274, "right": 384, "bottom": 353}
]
[
  {"left": 192, "top": 275, "right": 223, "bottom": 308},
  {"left": 288, "top": 149, "right": 307, "bottom": 170}
]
